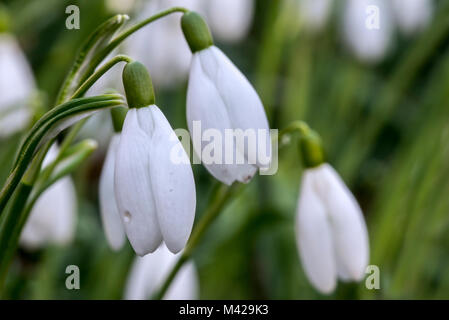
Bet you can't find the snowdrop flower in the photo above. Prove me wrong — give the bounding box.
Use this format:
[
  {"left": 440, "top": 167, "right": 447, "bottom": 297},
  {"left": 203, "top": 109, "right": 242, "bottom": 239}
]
[
  {"left": 182, "top": 12, "right": 271, "bottom": 185},
  {"left": 204, "top": 0, "right": 254, "bottom": 43},
  {"left": 125, "top": 244, "right": 198, "bottom": 300},
  {"left": 0, "top": 33, "right": 35, "bottom": 138},
  {"left": 125, "top": 0, "right": 202, "bottom": 88},
  {"left": 20, "top": 144, "right": 77, "bottom": 250},
  {"left": 114, "top": 61, "right": 196, "bottom": 256},
  {"left": 391, "top": 0, "right": 433, "bottom": 35},
  {"left": 298, "top": 0, "right": 333, "bottom": 32},
  {"left": 295, "top": 127, "right": 369, "bottom": 294},
  {"left": 342, "top": 0, "right": 394, "bottom": 63}
]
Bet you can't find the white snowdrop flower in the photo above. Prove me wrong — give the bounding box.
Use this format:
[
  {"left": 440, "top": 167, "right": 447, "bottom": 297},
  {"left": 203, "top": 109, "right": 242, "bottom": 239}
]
[
  {"left": 0, "top": 33, "right": 35, "bottom": 138},
  {"left": 20, "top": 144, "right": 77, "bottom": 250},
  {"left": 125, "top": 0, "right": 202, "bottom": 89},
  {"left": 298, "top": 0, "right": 333, "bottom": 32},
  {"left": 342, "top": 0, "right": 394, "bottom": 63},
  {"left": 391, "top": 0, "right": 433, "bottom": 35},
  {"left": 204, "top": 0, "right": 254, "bottom": 43},
  {"left": 114, "top": 62, "right": 196, "bottom": 256},
  {"left": 125, "top": 244, "right": 198, "bottom": 300},
  {"left": 99, "top": 132, "right": 126, "bottom": 251},
  {"left": 182, "top": 12, "right": 271, "bottom": 185}
]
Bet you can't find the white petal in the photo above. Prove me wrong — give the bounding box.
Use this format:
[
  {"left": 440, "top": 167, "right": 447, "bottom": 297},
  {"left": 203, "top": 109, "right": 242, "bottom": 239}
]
[
  {"left": 295, "top": 170, "right": 337, "bottom": 294},
  {"left": 205, "top": 0, "right": 254, "bottom": 43},
  {"left": 314, "top": 164, "right": 370, "bottom": 281},
  {"left": 114, "top": 108, "right": 162, "bottom": 256},
  {"left": 99, "top": 134, "right": 126, "bottom": 251},
  {"left": 196, "top": 47, "right": 272, "bottom": 168},
  {"left": 392, "top": 0, "right": 433, "bottom": 35},
  {"left": 146, "top": 106, "right": 196, "bottom": 253},
  {"left": 298, "top": 0, "right": 333, "bottom": 31},
  {"left": 187, "top": 51, "right": 258, "bottom": 185},
  {"left": 0, "top": 108, "right": 31, "bottom": 138},
  {"left": 124, "top": 244, "right": 198, "bottom": 300},
  {"left": 20, "top": 144, "right": 77, "bottom": 249},
  {"left": 342, "top": 0, "right": 394, "bottom": 63}
]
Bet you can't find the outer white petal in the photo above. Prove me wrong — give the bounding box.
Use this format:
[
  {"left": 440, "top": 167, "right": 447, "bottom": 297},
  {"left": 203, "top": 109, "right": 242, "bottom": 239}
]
[
  {"left": 0, "top": 34, "right": 35, "bottom": 137},
  {"left": 99, "top": 134, "right": 126, "bottom": 251},
  {"left": 296, "top": 170, "right": 337, "bottom": 294},
  {"left": 314, "top": 164, "right": 369, "bottom": 281},
  {"left": 145, "top": 106, "right": 196, "bottom": 253},
  {"left": 342, "top": 0, "right": 394, "bottom": 63},
  {"left": 196, "top": 47, "right": 272, "bottom": 169},
  {"left": 298, "top": 0, "right": 333, "bottom": 32},
  {"left": 392, "top": 0, "right": 433, "bottom": 35},
  {"left": 114, "top": 108, "right": 162, "bottom": 256},
  {"left": 205, "top": 0, "right": 254, "bottom": 43},
  {"left": 124, "top": 244, "right": 199, "bottom": 300},
  {"left": 20, "top": 144, "right": 76, "bottom": 249},
  {"left": 187, "top": 51, "right": 257, "bottom": 185}
]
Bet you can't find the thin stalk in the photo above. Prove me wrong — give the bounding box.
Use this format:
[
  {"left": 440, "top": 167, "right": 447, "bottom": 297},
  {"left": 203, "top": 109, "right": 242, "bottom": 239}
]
[{"left": 153, "top": 183, "right": 240, "bottom": 300}]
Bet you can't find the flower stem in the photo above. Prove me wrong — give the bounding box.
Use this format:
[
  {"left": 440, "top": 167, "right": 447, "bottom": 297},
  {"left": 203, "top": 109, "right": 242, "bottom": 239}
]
[{"left": 153, "top": 183, "right": 241, "bottom": 300}]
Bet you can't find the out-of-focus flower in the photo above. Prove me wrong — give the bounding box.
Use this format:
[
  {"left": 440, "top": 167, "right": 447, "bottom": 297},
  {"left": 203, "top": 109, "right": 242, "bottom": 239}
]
[
  {"left": 203, "top": 0, "right": 254, "bottom": 43},
  {"left": 125, "top": 0, "right": 202, "bottom": 89},
  {"left": 106, "top": 0, "right": 136, "bottom": 13},
  {"left": 295, "top": 164, "right": 369, "bottom": 294},
  {"left": 20, "top": 144, "right": 77, "bottom": 250},
  {"left": 342, "top": 0, "right": 394, "bottom": 63},
  {"left": 0, "top": 33, "right": 35, "bottom": 138},
  {"left": 114, "top": 62, "right": 196, "bottom": 256},
  {"left": 125, "top": 244, "right": 198, "bottom": 300},
  {"left": 297, "top": 0, "right": 333, "bottom": 32},
  {"left": 99, "top": 133, "right": 125, "bottom": 251},
  {"left": 183, "top": 12, "right": 271, "bottom": 185},
  {"left": 391, "top": 0, "right": 433, "bottom": 35}
]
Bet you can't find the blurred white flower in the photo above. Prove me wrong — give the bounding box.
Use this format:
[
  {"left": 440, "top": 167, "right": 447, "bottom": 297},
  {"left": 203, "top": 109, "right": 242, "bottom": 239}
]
[
  {"left": 186, "top": 46, "right": 271, "bottom": 185},
  {"left": 125, "top": 0, "right": 202, "bottom": 89},
  {"left": 298, "top": 0, "right": 333, "bottom": 32},
  {"left": 106, "top": 0, "right": 136, "bottom": 13},
  {"left": 391, "top": 0, "right": 433, "bottom": 35},
  {"left": 342, "top": 0, "right": 394, "bottom": 63},
  {"left": 295, "top": 163, "right": 369, "bottom": 294},
  {"left": 0, "top": 33, "right": 35, "bottom": 138},
  {"left": 125, "top": 244, "right": 198, "bottom": 300},
  {"left": 114, "top": 106, "right": 196, "bottom": 256},
  {"left": 20, "top": 144, "right": 77, "bottom": 250},
  {"left": 99, "top": 133, "right": 125, "bottom": 251},
  {"left": 204, "top": 0, "right": 254, "bottom": 43}
]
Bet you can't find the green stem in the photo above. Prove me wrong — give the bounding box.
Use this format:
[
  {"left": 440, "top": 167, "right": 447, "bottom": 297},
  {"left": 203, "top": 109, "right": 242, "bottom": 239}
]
[{"left": 153, "top": 183, "right": 240, "bottom": 300}]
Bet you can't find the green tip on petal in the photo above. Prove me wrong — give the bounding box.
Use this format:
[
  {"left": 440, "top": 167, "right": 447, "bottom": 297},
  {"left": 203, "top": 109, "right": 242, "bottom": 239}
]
[
  {"left": 298, "top": 126, "right": 325, "bottom": 168},
  {"left": 110, "top": 107, "right": 128, "bottom": 132},
  {"left": 122, "top": 61, "right": 155, "bottom": 109},
  {"left": 181, "top": 11, "right": 213, "bottom": 53}
]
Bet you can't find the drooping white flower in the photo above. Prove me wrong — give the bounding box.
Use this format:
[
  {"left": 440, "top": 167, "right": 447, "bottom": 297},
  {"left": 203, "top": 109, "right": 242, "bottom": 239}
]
[
  {"left": 182, "top": 12, "right": 271, "bottom": 185},
  {"left": 125, "top": 0, "right": 202, "bottom": 88},
  {"left": 204, "top": 0, "right": 254, "bottom": 43},
  {"left": 342, "top": 0, "right": 394, "bottom": 63},
  {"left": 125, "top": 244, "right": 198, "bottom": 300},
  {"left": 295, "top": 163, "right": 369, "bottom": 294},
  {"left": 0, "top": 33, "right": 35, "bottom": 138},
  {"left": 20, "top": 144, "right": 77, "bottom": 250},
  {"left": 298, "top": 0, "right": 333, "bottom": 32},
  {"left": 391, "top": 0, "right": 433, "bottom": 35},
  {"left": 114, "top": 106, "right": 196, "bottom": 256},
  {"left": 99, "top": 133, "right": 125, "bottom": 251}
]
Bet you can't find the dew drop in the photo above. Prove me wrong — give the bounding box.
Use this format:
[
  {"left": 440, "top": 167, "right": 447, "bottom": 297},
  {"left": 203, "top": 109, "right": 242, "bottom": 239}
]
[{"left": 124, "top": 211, "right": 132, "bottom": 223}]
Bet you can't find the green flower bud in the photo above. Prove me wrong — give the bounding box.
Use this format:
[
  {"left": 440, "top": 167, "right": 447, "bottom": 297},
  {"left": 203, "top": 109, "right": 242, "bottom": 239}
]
[
  {"left": 181, "top": 11, "right": 213, "bottom": 53},
  {"left": 122, "top": 61, "right": 155, "bottom": 109},
  {"left": 299, "top": 126, "right": 325, "bottom": 168},
  {"left": 0, "top": 5, "right": 11, "bottom": 33},
  {"left": 110, "top": 106, "right": 128, "bottom": 132}
]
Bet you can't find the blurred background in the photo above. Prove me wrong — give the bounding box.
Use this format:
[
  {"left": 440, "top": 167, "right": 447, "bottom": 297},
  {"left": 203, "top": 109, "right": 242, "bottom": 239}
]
[{"left": 1, "top": 0, "right": 449, "bottom": 299}]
